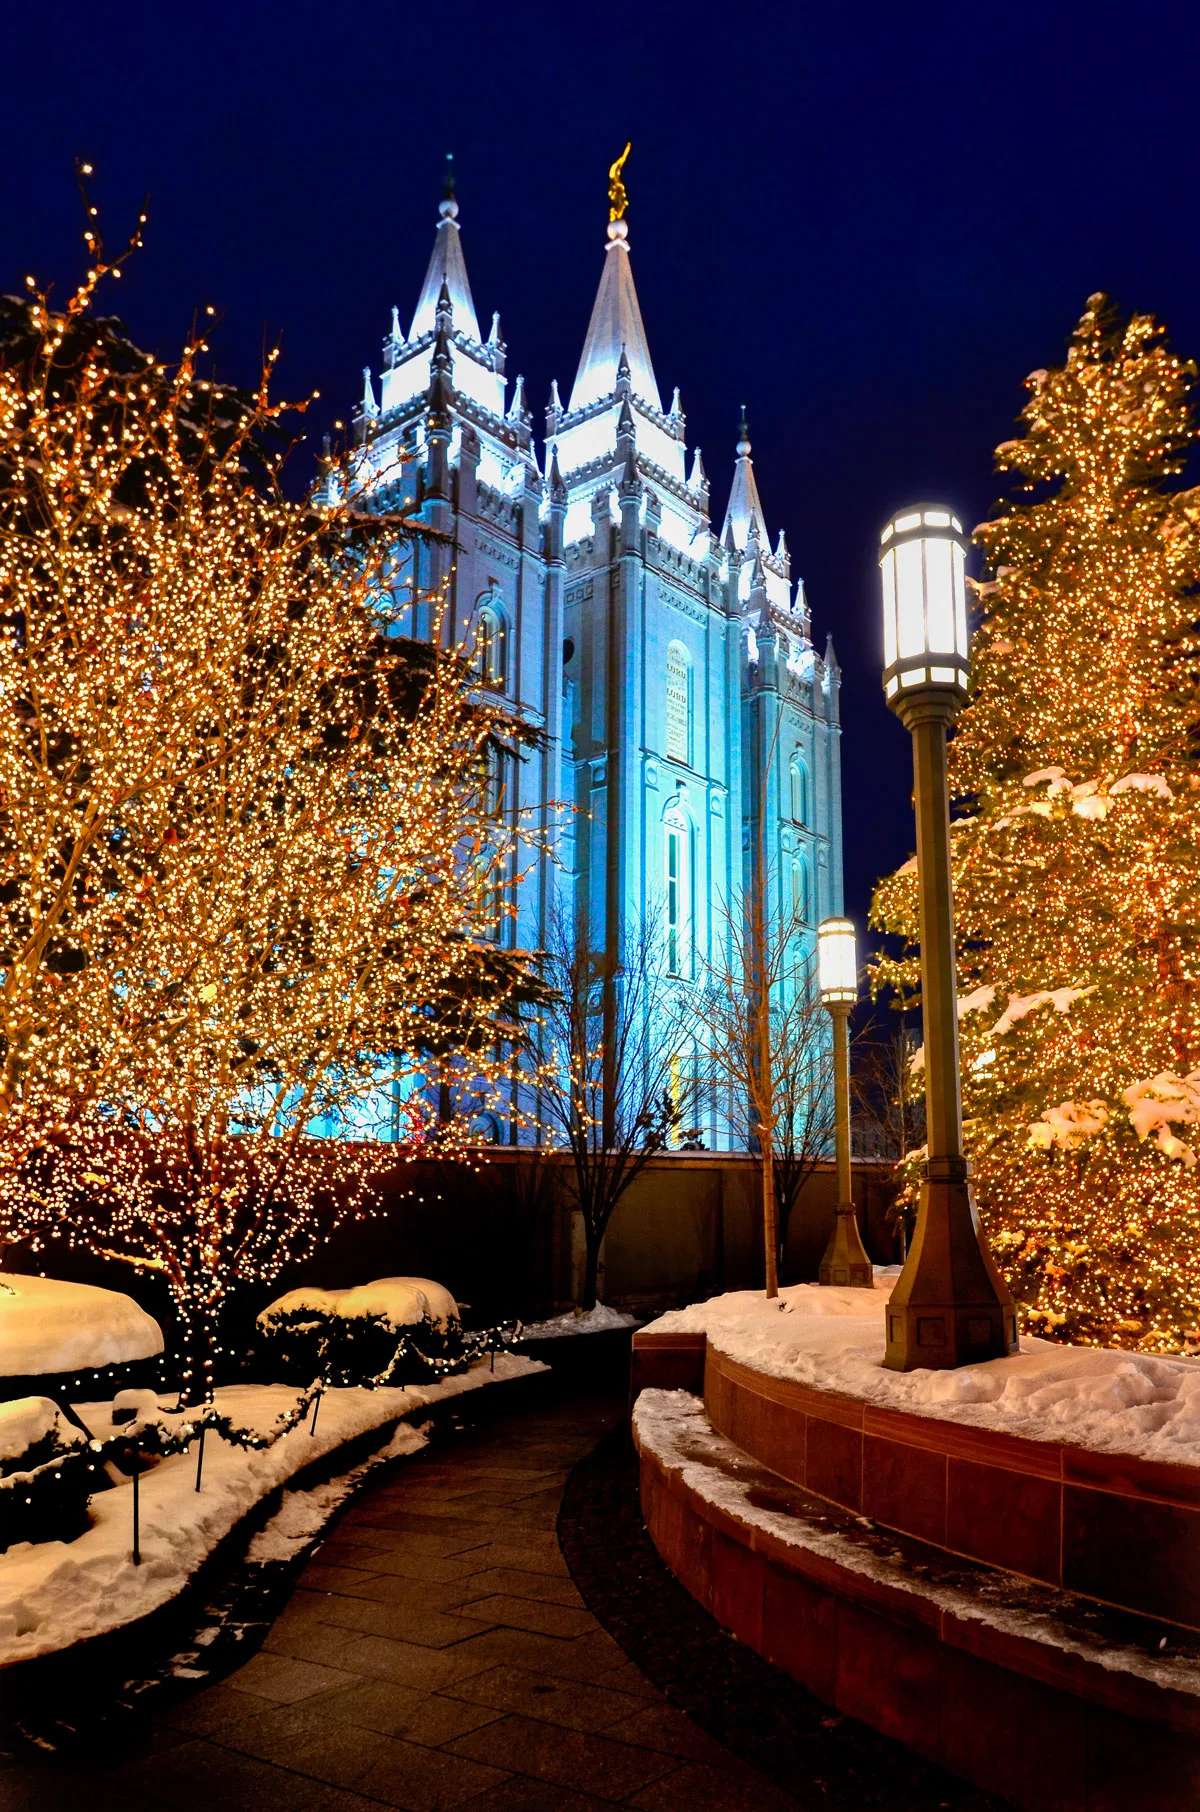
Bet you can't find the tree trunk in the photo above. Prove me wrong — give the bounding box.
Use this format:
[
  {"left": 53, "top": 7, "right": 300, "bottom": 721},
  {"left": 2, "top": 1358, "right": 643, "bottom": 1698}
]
[
  {"left": 581, "top": 1222, "right": 602, "bottom": 1311},
  {"left": 174, "top": 1297, "right": 220, "bottom": 1410},
  {"left": 762, "top": 1145, "right": 778, "bottom": 1298}
]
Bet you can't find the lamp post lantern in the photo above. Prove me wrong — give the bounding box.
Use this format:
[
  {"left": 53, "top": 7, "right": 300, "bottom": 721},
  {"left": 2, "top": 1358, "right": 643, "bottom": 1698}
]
[
  {"left": 880, "top": 506, "right": 1017, "bottom": 1369},
  {"left": 816, "top": 917, "right": 872, "bottom": 1288}
]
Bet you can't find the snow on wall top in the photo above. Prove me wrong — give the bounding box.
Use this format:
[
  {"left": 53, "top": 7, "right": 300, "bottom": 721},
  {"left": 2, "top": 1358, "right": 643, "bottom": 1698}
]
[
  {"left": 0, "top": 1273, "right": 163, "bottom": 1378},
  {"left": 644, "top": 1278, "right": 1200, "bottom": 1471},
  {"left": 259, "top": 1276, "right": 459, "bottom": 1333}
]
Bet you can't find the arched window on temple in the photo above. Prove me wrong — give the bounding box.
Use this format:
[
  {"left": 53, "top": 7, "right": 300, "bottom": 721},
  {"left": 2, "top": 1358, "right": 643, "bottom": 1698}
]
[
  {"left": 665, "top": 640, "right": 691, "bottom": 766},
  {"left": 475, "top": 599, "right": 506, "bottom": 691},
  {"left": 790, "top": 756, "right": 809, "bottom": 826}
]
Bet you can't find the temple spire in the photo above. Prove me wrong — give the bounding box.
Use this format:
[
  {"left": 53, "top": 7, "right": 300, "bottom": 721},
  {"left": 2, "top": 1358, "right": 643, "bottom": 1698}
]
[
  {"left": 568, "top": 151, "right": 661, "bottom": 413},
  {"left": 721, "top": 406, "right": 770, "bottom": 552},
  {"left": 507, "top": 374, "right": 530, "bottom": 425},
  {"left": 409, "top": 157, "right": 482, "bottom": 343}
]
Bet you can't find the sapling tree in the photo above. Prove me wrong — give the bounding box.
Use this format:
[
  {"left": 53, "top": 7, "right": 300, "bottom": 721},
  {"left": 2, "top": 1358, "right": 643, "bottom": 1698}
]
[
  {"left": 530, "top": 904, "right": 694, "bottom": 1310},
  {"left": 694, "top": 880, "right": 834, "bottom": 1288}
]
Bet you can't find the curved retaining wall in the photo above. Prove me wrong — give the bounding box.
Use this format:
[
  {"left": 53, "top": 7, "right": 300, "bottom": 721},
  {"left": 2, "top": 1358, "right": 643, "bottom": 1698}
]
[
  {"left": 631, "top": 1329, "right": 1200, "bottom": 1811},
  {"left": 633, "top": 1329, "right": 1200, "bottom": 1632},
  {"left": 704, "top": 1344, "right": 1200, "bottom": 1633}
]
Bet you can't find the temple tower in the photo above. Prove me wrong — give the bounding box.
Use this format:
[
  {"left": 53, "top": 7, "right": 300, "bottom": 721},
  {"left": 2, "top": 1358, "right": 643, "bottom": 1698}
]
[{"left": 345, "top": 161, "right": 843, "bottom": 1149}]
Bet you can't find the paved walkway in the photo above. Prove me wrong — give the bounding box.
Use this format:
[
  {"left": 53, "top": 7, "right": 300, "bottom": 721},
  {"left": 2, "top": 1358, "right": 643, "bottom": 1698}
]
[{"left": 11, "top": 1388, "right": 801, "bottom": 1811}]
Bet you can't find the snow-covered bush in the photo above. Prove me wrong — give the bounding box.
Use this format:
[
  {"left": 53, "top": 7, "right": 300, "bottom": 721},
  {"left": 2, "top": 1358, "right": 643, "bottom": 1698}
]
[
  {"left": 255, "top": 1278, "right": 467, "bottom": 1387},
  {"left": 0, "top": 1396, "right": 97, "bottom": 1551}
]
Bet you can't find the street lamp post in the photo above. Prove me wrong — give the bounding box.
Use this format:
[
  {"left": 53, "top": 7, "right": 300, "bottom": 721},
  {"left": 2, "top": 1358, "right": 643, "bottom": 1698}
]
[
  {"left": 817, "top": 917, "right": 872, "bottom": 1288},
  {"left": 880, "top": 505, "right": 1017, "bottom": 1370}
]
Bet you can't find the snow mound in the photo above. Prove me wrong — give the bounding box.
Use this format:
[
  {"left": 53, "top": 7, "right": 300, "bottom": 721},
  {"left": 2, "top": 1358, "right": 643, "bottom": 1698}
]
[
  {"left": 520, "top": 1304, "right": 637, "bottom": 1340},
  {"left": 260, "top": 1276, "right": 459, "bottom": 1333},
  {"left": 644, "top": 1281, "right": 1200, "bottom": 1469},
  {"left": 0, "top": 1396, "right": 83, "bottom": 1464},
  {"left": 652, "top": 1275, "right": 897, "bottom": 1330},
  {"left": 0, "top": 1273, "right": 163, "bottom": 1377}
]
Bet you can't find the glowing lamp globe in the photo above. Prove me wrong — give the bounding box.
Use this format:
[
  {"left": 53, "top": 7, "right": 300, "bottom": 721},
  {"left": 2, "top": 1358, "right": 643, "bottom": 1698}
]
[
  {"left": 880, "top": 505, "right": 969, "bottom": 708},
  {"left": 818, "top": 917, "right": 858, "bottom": 1007}
]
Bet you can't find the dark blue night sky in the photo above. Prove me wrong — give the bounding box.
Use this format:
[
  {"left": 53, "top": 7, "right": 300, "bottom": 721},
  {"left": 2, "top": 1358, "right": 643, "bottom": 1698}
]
[{"left": 3, "top": 0, "right": 1198, "bottom": 932}]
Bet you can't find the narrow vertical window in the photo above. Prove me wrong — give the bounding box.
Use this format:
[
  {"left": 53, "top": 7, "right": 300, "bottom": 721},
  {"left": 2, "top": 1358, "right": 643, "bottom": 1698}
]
[
  {"left": 790, "top": 758, "right": 808, "bottom": 825},
  {"left": 665, "top": 641, "right": 690, "bottom": 764},
  {"left": 483, "top": 741, "right": 504, "bottom": 820},
  {"left": 666, "top": 828, "right": 681, "bottom": 974},
  {"left": 664, "top": 807, "right": 691, "bottom": 978},
  {"left": 791, "top": 857, "right": 809, "bottom": 925},
  {"left": 476, "top": 602, "right": 505, "bottom": 689}
]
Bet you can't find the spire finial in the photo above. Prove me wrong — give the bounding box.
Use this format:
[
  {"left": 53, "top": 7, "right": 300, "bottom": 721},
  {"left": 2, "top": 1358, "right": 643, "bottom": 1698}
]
[
  {"left": 439, "top": 153, "right": 459, "bottom": 221},
  {"left": 737, "top": 404, "right": 750, "bottom": 456},
  {"left": 608, "top": 142, "right": 631, "bottom": 222}
]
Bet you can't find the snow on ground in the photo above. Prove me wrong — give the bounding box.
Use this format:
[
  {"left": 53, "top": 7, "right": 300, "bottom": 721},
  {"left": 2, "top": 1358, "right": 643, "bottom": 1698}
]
[
  {"left": 634, "top": 1388, "right": 1200, "bottom": 1696},
  {"left": 244, "top": 1420, "right": 431, "bottom": 1564},
  {"left": 259, "top": 1276, "right": 459, "bottom": 1332},
  {"left": 520, "top": 1304, "right": 638, "bottom": 1339},
  {"left": 644, "top": 1275, "right": 1200, "bottom": 1470},
  {"left": 0, "top": 1273, "right": 163, "bottom": 1377},
  {"left": 0, "top": 1352, "right": 543, "bottom": 1665}
]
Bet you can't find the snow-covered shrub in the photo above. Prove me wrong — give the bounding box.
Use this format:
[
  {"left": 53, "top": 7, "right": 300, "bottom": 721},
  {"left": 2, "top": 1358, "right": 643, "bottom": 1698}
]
[
  {"left": 255, "top": 1278, "right": 467, "bottom": 1387},
  {"left": 0, "top": 1396, "right": 97, "bottom": 1551}
]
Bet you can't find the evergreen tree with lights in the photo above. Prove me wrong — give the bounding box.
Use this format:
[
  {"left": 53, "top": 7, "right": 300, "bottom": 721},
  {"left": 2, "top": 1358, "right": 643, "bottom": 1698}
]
[{"left": 872, "top": 294, "right": 1200, "bottom": 1351}]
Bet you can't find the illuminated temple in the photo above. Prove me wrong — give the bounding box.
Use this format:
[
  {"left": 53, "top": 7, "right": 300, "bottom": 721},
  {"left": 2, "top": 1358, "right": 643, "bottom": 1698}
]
[{"left": 345, "top": 167, "right": 844, "bottom": 1148}]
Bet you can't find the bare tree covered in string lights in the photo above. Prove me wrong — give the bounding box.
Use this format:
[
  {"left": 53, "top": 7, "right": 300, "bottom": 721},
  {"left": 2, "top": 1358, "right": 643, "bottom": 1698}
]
[
  {"left": 0, "top": 209, "right": 537, "bottom": 1396},
  {"left": 871, "top": 296, "right": 1200, "bottom": 1351}
]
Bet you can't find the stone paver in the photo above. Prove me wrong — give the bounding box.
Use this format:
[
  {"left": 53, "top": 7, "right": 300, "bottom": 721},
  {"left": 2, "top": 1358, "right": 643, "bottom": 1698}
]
[{"left": 17, "top": 1390, "right": 804, "bottom": 1811}]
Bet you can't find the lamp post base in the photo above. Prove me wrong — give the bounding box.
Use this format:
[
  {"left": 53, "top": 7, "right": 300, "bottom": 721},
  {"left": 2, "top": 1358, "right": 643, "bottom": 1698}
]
[
  {"left": 883, "top": 1160, "right": 1018, "bottom": 1370},
  {"left": 818, "top": 1204, "right": 873, "bottom": 1288}
]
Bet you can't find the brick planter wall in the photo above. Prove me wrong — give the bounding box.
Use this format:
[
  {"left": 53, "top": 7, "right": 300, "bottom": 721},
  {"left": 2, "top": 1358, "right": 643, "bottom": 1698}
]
[
  {"left": 631, "top": 1327, "right": 1200, "bottom": 1811},
  {"left": 700, "top": 1344, "right": 1200, "bottom": 1633}
]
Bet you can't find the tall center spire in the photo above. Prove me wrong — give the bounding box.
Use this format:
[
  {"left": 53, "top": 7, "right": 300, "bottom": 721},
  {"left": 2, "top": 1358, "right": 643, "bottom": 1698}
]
[{"left": 568, "top": 148, "right": 662, "bottom": 414}]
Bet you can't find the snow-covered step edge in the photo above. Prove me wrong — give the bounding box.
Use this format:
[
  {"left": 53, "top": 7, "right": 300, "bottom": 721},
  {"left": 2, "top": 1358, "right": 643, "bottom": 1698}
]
[
  {"left": 632, "top": 1388, "right": 1200, "bottom": 1720},
  {"left": 0, "top": 1354, "right": 546, "bottom": 1667}
]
